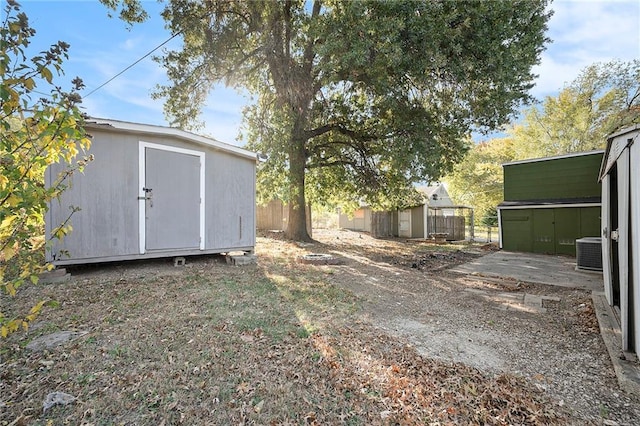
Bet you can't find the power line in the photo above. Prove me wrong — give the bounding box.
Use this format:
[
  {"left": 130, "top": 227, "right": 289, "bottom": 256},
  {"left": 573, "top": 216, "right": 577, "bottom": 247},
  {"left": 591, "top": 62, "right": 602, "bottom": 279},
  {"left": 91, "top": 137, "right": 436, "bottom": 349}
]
[{"left": 83, "top": 32, "right": 180, "bottom": 98}]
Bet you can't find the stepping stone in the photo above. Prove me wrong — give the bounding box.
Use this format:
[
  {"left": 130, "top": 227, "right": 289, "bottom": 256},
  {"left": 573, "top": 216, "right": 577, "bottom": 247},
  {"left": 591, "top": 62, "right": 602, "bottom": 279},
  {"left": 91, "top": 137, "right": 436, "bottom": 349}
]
[
  {"left": 26, "top": 330, "right": 88, "bottom": 352},
  {"left": 43, "top": 391, "right": 76, "bottom": 413}
]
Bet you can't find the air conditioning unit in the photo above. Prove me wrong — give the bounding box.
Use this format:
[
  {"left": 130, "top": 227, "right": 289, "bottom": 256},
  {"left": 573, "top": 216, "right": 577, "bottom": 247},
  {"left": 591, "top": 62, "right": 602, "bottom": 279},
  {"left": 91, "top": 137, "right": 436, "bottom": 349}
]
[{"left": 576, "top": 237, "right": 603, "bottom": 272}]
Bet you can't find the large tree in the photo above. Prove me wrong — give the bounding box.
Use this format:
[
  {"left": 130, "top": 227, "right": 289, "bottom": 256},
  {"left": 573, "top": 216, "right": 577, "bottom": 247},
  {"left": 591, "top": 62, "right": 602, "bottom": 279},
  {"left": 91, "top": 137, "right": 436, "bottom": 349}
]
[
  {"left": 108, "top": 0, "right": 551, "bottom": 241},
  {"left": 445, "top": 136, "right": 515, "bottom": 222},
  {"left": 445, "top": 59, "right": 640, "bottom": 221},
  {"left": 512, "top": 59, "right": 640, "bottom": 158}
]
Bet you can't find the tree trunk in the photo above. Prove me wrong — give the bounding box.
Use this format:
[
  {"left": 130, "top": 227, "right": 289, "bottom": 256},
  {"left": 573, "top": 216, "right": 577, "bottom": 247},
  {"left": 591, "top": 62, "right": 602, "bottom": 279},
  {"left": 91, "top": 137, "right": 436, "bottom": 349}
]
[{"left": 285, "top": 123, "right": 311, "bottom": 241}]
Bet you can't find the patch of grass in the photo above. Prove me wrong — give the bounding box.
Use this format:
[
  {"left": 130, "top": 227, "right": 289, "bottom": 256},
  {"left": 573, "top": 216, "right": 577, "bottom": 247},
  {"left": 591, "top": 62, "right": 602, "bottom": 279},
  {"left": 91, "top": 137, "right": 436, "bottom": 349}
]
[
  {"left": 108, "top": 345, "right": 128, "bottom": 358},
  {"left": 76, "top": 372, "right": 95, "bottom": 385},
  {"left": 1, "top": 231, "right": 571, "bottom": 425},
  {"left": 295, "top": 326, "right": 310, "bottom": 338}
]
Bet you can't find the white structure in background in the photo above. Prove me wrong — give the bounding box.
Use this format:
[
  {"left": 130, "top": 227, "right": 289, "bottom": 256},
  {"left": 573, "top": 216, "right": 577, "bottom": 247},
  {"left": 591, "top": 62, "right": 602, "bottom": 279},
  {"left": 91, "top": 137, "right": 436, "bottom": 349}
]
[
  {"left": 599, "top": 124, "right": 640, "bottom": 358},
  {"left": 338, "top": 184, "right": 471, "bottom": 240}
]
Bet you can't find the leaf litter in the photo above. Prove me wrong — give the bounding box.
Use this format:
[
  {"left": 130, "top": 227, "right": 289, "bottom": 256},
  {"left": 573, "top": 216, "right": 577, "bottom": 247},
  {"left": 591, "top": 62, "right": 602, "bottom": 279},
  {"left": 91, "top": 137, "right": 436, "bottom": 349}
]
[{"left": 1, "top": 229, "right": 636, "bottom": 424}]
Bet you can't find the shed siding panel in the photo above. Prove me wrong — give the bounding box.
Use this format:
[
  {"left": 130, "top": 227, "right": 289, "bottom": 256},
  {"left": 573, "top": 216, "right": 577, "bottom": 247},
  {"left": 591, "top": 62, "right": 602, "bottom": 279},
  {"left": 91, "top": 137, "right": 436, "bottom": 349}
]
[
  {"left": 631, "top": 142, "right": 640, "bottom": 355},
  {"left": 206, "top": 151, "right": 256, "bottom": 249},
  {"left": 48, "top": 131, "right": 139, "bottom": 261},
  {"left": 501, "top": 209, "right": 533, "bottom": 252},
  {"left": 532, "top": 209, "right": 554, "bottom": 254},
  {"left": 579, "top": 207, "right": 601, "bottom": 237},
  {"left": 553, "top": 208, "right": 580, "bottom": 255},
  {"left": 504, "top": 153, "right": 603, "bottom": 201},
  {"left": 411, "top": 205, "right": 424, "bottom": 238}
]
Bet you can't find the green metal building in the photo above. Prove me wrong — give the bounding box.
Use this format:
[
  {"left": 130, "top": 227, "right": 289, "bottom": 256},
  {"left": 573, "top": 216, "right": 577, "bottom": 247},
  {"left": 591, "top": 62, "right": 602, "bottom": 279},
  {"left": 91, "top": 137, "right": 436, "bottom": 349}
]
[{"left": 498, "top": 150, "right": 604, "bottom": 256}]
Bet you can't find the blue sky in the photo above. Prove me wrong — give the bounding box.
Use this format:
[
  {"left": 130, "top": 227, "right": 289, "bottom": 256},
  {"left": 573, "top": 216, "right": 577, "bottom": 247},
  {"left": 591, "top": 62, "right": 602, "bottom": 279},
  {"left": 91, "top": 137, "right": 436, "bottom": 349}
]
[{"left": 15, "top": 0, "right": 640, "bottom": 146}]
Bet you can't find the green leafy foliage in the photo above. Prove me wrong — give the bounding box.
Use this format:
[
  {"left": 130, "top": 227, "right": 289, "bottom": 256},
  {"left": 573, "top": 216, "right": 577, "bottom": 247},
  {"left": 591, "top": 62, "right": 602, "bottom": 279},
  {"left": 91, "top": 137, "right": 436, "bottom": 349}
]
[
  {"left": 512, "top": 59, "right": 640, "bottom": 158},
  {"left": 445, "top": 137, "right": 514, "bottom": 220},
  {"left": 112, "top": 0, "right": 551, "bottom": 240},
  {"left": 1, "top": 0, "right": 91, "bottom": 337},
  {"left": 445, "top": 59, "right": 640, "bottom": 221}
]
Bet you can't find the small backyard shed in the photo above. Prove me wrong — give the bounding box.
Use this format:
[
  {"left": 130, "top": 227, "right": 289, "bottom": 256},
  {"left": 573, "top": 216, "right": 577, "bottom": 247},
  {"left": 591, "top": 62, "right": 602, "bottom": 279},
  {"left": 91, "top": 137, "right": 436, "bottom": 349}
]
[
  {"left": 397, "top": 184, "right": 470, "bottom": 240},
  {"left": 339, "top": 184, "right": 470, "bottom": 240},
  {"left": 46, "top": 118, "right": 258, "bottom": 265},
  {"left": 599, "top": 124, "right": 640, "bottom": 357},
  {"left": 338, "top": 204, "right": 373, "bottom": 232},
  {"left": 498, "top": 150, "right": 604, "bottom": 256}
]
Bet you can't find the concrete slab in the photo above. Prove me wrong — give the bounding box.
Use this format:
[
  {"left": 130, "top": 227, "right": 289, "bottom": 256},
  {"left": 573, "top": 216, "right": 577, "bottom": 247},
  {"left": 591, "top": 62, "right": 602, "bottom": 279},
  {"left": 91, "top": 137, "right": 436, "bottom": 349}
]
[
  {"left": 38, "top": 268, "right": 71, "bottom": 284},
  {"left": 451, "top": 251, "right": 603, "bottom": 291},
  {"left": 226, "top": 254, "right": 257, "bottom": 266},
  {"left": 453, "top": 251, "right": 638, "bottom": 397}
]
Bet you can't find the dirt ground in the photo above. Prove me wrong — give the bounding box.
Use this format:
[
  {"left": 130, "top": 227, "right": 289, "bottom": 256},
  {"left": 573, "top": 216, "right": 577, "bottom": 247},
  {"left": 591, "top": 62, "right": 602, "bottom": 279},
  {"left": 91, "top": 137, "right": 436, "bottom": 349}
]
[
  {"left": 285, "top": 229, "right": 640, "bottom": 425},
  {"left": 2, "top": 228, "right": 639, "bottom": 425}
]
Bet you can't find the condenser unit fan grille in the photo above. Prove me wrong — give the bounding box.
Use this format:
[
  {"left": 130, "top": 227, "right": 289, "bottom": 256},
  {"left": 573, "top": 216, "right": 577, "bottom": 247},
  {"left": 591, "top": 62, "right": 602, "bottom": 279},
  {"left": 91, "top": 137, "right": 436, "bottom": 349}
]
[{"left": 576, "top": 237, "right": 602, "bottom": 272}]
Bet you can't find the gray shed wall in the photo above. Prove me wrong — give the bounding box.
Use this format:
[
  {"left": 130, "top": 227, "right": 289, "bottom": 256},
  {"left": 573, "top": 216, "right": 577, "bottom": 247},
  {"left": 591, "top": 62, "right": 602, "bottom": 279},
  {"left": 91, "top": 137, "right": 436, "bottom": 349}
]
[{"left": 46, "top": 125, "right": 255, "bottom": 264}]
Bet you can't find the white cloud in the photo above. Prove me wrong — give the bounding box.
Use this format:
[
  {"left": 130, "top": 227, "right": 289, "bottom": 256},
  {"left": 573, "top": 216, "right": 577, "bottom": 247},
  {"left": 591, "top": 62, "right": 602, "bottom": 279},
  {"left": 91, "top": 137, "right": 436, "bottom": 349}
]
[{"left": 533, "top": 0, "right": 640, "bottom": 97}]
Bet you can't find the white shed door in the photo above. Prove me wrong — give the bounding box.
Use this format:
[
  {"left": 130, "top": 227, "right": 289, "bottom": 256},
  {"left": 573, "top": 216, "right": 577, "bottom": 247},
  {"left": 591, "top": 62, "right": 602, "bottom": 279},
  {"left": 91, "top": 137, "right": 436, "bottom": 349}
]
[{"left": 143, "top": 146, "right": 201, "bottom": 251}]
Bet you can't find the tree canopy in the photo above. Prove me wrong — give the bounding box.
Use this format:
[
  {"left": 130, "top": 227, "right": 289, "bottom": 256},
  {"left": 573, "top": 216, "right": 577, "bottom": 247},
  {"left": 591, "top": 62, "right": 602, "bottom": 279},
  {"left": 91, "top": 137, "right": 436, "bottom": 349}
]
[
  {"left": 1, "top": 0, "right": 91, "bottom": 336},
  {"left": 445, "top": 59, "right": 640, "bottom": 220},
  {"left": 511, "top": 60, "right": 640, "bottom": 158},
  {"left": 445, "top": 137, "right": 514, "bottom": 222},
  {"left": 108, "top": 0, "right": 551, "bottom": 240}
]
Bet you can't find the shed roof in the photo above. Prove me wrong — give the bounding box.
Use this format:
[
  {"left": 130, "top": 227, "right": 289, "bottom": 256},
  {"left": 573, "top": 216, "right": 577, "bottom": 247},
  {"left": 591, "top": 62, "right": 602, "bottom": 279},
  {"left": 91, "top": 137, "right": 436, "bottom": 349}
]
[
  {"left": 599, "top": 124, "right": 640, "bottom": 180},
  {"left": 86, "top": 117, "right": 258, "bottom": 161},
  {"left": 502, "top": 149, "right": 605, "bottom": 167},
  {"left": 498, "top": 196, "right": 601, "bottom": 209},
  {"left": 415, "top": 184, "right": 442, "bottom": 198}
]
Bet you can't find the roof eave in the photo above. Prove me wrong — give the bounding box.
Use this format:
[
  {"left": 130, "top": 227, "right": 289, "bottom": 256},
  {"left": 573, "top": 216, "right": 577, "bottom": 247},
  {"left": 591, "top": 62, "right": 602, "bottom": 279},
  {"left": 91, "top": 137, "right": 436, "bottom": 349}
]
[{"left": 85, "top": 117, "right": 258, "bottom": 161}]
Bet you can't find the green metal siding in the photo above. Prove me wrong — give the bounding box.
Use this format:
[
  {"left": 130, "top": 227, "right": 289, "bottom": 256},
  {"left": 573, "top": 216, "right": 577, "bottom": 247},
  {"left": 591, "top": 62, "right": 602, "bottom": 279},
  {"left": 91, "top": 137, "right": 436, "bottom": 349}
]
[
  {"left": 532, "top": 209, "right": 554, "bottom": 254},
  {"left": 554, "top": 208, "right": 581, "bottom": 255},
  {"left": 501, "top": 210, "right": 533, "bottom": 252},
  {"left": 504, "top": 153, "right": 603, "bottom": 201},
  {"left": 579, "top": 207, "right": 601, "bottom": 237},
  {"left": 502, "top": 206, "right": 601, "bottom": 255}
]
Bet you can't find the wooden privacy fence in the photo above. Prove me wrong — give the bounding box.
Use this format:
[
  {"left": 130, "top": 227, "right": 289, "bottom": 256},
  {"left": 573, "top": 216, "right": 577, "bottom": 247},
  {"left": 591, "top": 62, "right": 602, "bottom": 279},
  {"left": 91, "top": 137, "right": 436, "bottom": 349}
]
[
  {"left": 371, "top": 211, "right": 394, "bottom": 238},
  {"left": 256, "top": 200, "right": 312, "bottom": 236},
  {"left": 256, "top": 200, "right": 285, "bottom": 231},
  {"left": 428, "top": 216, "right": 465, "bottom": 240}
]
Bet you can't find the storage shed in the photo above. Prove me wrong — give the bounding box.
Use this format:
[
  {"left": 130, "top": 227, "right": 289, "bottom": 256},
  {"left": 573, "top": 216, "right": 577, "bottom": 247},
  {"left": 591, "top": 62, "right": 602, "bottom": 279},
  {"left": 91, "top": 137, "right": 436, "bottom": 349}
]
[
  {"left": 339, "top": 184, "right": 469, "bottom": 240},
  {"left": 338, "top": 205, "right": 373, "bottom": 232},
  {"left": 46, "top": 118, "right": 258, "bottom": 265},
  {"left": 498, "top": 150, "right": 604, "bottom": 256},
  {"left": 599, "top": 124, "right": 640, "bottom": 357},
  {"left": 397, "top": 184, "right": 470, "bottom": 240}
]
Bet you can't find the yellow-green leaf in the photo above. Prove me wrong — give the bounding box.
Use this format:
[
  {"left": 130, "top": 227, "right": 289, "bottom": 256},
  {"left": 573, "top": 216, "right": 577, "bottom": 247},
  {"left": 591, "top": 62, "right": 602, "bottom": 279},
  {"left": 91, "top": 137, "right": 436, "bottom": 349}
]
[
  {"left": 0, "top": 215, "right": 16, "bottom": 230},
  {"left": 5, "top": 282, "right": 16, "bottom": 296},
  {"left": 40, "top": 66, "right": 53, "bottom": 83},
  {"left": 24, "top": 77, "right": 35, "bottom": 90},
  {"left": 6, "top": 194, "right": 21, "bottom": 207},
  {"left": 29, "top": 300, "right": 46, "bottom": 314},
  {"left": 2, "top": 245, "right": 17, "bottom": 262}
]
